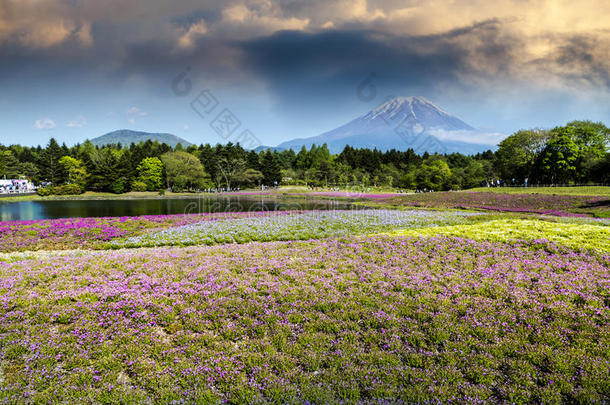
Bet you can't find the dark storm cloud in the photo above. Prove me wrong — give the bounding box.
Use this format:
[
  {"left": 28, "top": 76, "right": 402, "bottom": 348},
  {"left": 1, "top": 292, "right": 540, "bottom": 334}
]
[
  {"left": 1, "top": 0, "right": 608, "bottom": 147},
  {"left": 0, "top": 5, "right": 607, "bottom": 102},
  {"left": 1, "top": 0, "right": 608, "bottom": 121},
  {"left": 549, "top": 34, "right": 610, "bottom": 89},
  {"left": 235, "top": 20, "right": 521, "bottom": 104}
]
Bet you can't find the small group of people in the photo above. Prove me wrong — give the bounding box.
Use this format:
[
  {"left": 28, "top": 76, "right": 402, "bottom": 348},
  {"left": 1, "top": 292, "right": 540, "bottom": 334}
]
[
  {"left": 200, "top": 187, "right": 242, "bottom": 193},
  {"left": 481, "top": 179, "right": 504, "bottom": 187},
  {"left": 308, "top": 186, "right": 339, "bottom": 192},
  {"left": 483, "top": 178, "right": 532, "bottom": 188}
]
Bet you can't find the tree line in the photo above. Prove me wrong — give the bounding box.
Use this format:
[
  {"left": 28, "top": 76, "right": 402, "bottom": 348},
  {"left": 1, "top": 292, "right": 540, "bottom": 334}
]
[{"left": 0, "top": 120, "right": 607, "bottom": 194}]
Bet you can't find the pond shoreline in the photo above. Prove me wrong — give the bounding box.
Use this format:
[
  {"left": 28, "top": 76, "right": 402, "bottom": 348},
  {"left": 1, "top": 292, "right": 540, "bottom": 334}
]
[{"left": 0, "top": 195, "right": 357, "bottom": 222}]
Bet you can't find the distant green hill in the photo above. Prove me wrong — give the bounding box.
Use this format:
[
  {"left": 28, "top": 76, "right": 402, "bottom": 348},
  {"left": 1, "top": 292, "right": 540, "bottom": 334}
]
[{"left": 90, "top": 130, "right": 193, "bottom": 148}]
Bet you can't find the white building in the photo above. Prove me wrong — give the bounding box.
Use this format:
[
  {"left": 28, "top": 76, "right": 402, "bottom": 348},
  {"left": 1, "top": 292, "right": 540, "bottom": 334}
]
[{"left": 0, "top": 179, "right": 35, "bottom": 194}]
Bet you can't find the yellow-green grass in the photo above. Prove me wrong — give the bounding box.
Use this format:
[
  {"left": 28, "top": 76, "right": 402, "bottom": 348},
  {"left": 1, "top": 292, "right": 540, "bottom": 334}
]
[
  {"left": 466, "top": 186, "right": 610, "bottom": 197},
  {"left": 0, "top": 191, "right": 209, "bottom": 203},
  {"left": 382, "top": 218, "right": 610, "bottom": 253},
  {"left": 0, "top": 194, "right": 44, "bottom": 203}
]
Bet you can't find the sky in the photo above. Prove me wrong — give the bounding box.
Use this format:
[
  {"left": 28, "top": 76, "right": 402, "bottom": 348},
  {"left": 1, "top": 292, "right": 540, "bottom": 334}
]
[{"left": 0, "top": 0, "right": 609, "bottom": 147}]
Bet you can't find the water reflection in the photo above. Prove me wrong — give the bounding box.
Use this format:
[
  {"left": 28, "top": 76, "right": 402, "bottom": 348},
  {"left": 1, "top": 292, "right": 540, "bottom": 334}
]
[{"left": 0, "top": 196, "right": 354, "bottom": 221}]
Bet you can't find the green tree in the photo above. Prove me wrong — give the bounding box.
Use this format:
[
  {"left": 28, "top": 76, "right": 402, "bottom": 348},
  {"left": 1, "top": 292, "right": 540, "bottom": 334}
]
[
  {"left": 592, "top": 152, "right": 610, "bottom": 183},
  {"left": 565, "top": 120, "right": 610, "bottom": 150},
  {"left": 494, "top": 129, "right": 551, "bottom": 183},
  {"left": 136, "top": 157, "right": 164, "bottom": 191},
  {"left": 564, "top": 121, "right": 609, "bottom": 182},
  {"left": 261, "top": 151, "right": 282, "bottom": 186},
  {"left": 88, "top": 148, "right": 122, "bottom": 192},
  {"left": 112, "top": 150, "right": 135, "bottom": 194},
  {"left": 416, "top": 159, "right": 452, "bottom": 191},
  {"left": 0, "top": 150, "right": 21, "bottom": 178},
  {"left": 161, "top": 151, "right": 212, "bottom": 192},
  {"left": 295, "top": 146, "right": 312, "bottom": 172},
  {"left": 539, "top": 131, "right": 579, "bottom": 184},
  {"left": 237, "top": 168, "right": 264, "bottom": 187},
  {"left": 38, "top": 138, "right": 64, "bottom": 185},
  {"left": 216, "top": 158, "right": 246, "bottom": 190},
  {"left": 450, "top": 160, "right": 486, "bottom": 190},
  {"left": 58, "top": 156, "right": 88, "bottom": 191},
  {"left": 19, "top": 162, "right": 39, "bottom": 181},
  {"left": 317, "top": 159, "right": 336, "bottom": 187}
]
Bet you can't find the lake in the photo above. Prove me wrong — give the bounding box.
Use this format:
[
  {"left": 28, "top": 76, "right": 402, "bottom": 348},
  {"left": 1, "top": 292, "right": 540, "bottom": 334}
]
[{"left": 0, "top": 196, "right": 354, "bottom": 222}]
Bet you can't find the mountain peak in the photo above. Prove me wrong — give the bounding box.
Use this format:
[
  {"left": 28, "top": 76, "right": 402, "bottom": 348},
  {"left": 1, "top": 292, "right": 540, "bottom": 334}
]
[
  {"left": 366, "top": 96, "right": 461, "bottom": 126},
  {"left": 381, "top": 95, "right": 432, "bottom": 105},
  {"left": 90, "top": 129, "right": 193, "bottom": 148},
  {"left": 276, "top": 96, "right": 491, "bottom": 154}
]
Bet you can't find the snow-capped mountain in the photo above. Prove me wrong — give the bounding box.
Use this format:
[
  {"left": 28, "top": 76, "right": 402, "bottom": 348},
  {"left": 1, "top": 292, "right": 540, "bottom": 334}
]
[
  {"left": 359, "top": 96, "right": 475, "bottom": 133},
  {"left": 276, "top": 96, "right": 497, "bottom": 154}
]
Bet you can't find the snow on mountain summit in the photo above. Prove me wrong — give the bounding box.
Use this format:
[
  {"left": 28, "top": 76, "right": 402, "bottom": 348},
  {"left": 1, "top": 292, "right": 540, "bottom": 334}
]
[
  {"left": 275, "top": 96, "right": 493, "bottom": 154},
  {"left": 363, "top": 96, "right": 474, "bottom": 131}
]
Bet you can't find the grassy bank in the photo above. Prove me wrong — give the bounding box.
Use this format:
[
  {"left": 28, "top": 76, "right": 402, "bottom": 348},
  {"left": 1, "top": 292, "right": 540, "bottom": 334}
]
[
  {"left": 467, "top": 186, "right": 610, "bottom": 196},
  {"left": 0, "top": 187, "right": 405, "bottom": 204},
  {"left": 2, "top": 186, "right": 608, "bottom": 204},
  {"left": 0, "top": 191, "right": 221, "bottom": 203}
]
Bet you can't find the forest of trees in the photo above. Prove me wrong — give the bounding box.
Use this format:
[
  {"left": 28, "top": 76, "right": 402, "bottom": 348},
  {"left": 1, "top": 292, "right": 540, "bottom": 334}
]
[{"left": 0, "top": 120, "right": 608, "bottom": 194}]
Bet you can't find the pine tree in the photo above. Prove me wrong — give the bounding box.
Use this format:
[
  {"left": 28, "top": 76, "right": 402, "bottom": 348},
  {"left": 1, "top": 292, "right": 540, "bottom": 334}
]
[
  {"left": 261, "top": 150, "right": 282, "bottom": 186},
  {"left": 39, "top": 138, "right": 64, "bottom": 185}
]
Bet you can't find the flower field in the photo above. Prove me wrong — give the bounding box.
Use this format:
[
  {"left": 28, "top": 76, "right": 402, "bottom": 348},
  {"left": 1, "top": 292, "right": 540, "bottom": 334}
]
[
  {"left": 386, "top": 219, "right": 610, "bottom": 253},
  {"left": 111, "top": 209, "right": 478, "bottom": 248},
  {"left": 1, "top": 206, "right": 609, "bottom": 403},
  {"left": 1, "top": 236, "right": 608, "bottom": 403},
  {"left": 378, "top": 191, "right": 610, "bottom": 217},
  {"left": 294, "top": 192, "right": 401, "bottom": 199},
  {"left": 466, "top": 186, "right": 610, "bottom": 197},
  {"left": 0, "top": 212, "right": 298, "bottom": 252}
]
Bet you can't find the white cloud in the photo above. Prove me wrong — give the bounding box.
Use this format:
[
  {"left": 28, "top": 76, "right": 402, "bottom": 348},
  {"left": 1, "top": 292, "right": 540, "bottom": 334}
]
[
  {"left": 66, "top": 115, "right": 87, "bottom": 128},
  {"left": 19, "top": 20, "right": 74, "bottom": 48},
  {"left": 177, "top": 20, "right": 208, "bottom": 50},
  {"left": 126, "top": 107, "right": 147, "bottom": 124},
  {"left": 0, "top": 1, "right": 94, "bottom": 49},
  {"left": 337, "top": 0, "right": 385, "bottom": 22},
  {"left": 428, "top": 128, "right": 506, "bottom": 145},
  {"left": 76, "top": 22, "right": 93, "bottom": 46},
  {"left": 214, "top": 3, "right": 310, "bottom": 39},
  {"left": 34, "top": 118, "right": 56, "bottom": 130},
  {"left": 127, "top": 106, "right": 147, "bottom": 116}
]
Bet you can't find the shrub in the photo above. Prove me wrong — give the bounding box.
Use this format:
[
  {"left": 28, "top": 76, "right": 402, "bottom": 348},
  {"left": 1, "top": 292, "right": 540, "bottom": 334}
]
[
  {"left": 131, "top": 181, "right": 148, "bottom": 192},
  {"left": 37, "top": 187, "right": 53, "bottom": 196},
  {"left": 51, "top": 184, "right": 83, "bottom": 195},
  {"left": 37, "top": 185, "right": 83, "bottom": 196},
  {"left": 111, "top": 177, "right": 129, "bottom": 194}
]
